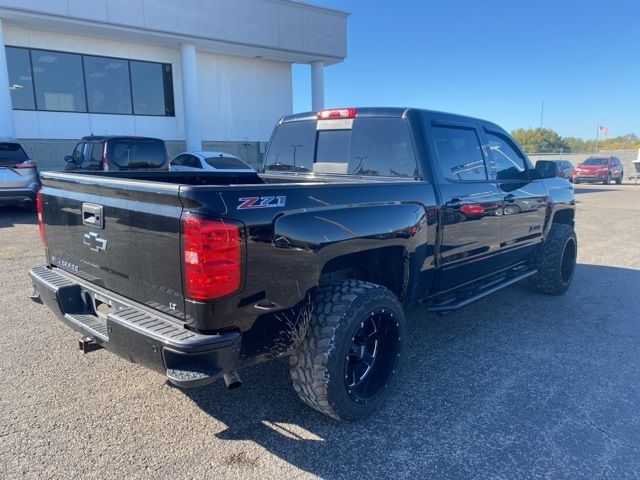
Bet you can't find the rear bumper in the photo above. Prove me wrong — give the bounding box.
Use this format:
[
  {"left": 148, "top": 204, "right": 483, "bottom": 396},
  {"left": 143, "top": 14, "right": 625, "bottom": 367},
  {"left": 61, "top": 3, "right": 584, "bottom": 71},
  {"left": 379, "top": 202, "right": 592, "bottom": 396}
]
[
  {"left": 28, "top": 266, "right": 241, "bottom": 388},
  {"left": 0, "top": 186, "right": 38, "bottom": 205}
]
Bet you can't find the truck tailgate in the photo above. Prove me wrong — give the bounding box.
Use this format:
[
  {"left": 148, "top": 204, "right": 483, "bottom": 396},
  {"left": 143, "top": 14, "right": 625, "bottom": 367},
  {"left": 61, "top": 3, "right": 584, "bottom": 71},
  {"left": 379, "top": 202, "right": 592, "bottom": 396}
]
[{"left": 40, "top": 173, "right": 186, "bottom": 318}]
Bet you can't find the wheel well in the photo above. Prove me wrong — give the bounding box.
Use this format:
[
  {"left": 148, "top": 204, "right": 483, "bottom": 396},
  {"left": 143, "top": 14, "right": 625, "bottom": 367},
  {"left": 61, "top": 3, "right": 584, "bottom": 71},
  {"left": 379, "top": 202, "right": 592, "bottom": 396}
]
[
  {"left": 552, "top": 208, "right": 574, "bottom": 228},
  {"left": 319, "top": 246, "right": 407, "bottom": 301}
]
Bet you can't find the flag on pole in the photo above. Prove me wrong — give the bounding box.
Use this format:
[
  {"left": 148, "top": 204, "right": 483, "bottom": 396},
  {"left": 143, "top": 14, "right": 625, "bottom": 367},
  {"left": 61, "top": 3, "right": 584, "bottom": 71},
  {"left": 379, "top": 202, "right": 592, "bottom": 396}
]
[{"left": 599, "top": 126, "right": 609, "bottom": 135}]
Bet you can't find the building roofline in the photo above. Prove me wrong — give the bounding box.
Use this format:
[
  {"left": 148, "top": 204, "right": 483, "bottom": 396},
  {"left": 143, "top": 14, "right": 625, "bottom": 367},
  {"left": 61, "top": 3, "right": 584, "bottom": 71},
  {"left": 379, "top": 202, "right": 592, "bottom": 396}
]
[{"left": 276, "top": 0, "right": 350, "bottom": 16}]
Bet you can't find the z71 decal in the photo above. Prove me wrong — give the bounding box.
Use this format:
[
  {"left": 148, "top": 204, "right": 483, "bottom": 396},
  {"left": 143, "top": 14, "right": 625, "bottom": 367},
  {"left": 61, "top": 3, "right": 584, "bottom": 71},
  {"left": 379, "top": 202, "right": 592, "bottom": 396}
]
[{"left": 237, "top": 196, "right": 286, "bottom": 210}]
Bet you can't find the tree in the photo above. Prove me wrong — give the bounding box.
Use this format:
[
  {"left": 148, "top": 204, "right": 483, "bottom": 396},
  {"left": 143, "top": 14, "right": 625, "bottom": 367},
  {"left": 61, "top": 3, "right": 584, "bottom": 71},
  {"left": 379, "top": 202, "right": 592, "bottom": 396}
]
[{"left": 510, "top": 128, "right": 569, "bottom": 153}]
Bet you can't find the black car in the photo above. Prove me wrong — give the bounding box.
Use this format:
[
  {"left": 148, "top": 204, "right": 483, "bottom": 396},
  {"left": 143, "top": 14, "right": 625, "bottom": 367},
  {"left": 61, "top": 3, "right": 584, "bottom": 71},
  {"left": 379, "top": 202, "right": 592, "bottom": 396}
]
[
  {"left": 65, "top": 136, "right": 169, "bottom": 172},
  {"left": 30, "top": 107, "right": 576, "bottom": 421},
  {"left": 548, "top": 160, "right": 575, "bottom": 181}
]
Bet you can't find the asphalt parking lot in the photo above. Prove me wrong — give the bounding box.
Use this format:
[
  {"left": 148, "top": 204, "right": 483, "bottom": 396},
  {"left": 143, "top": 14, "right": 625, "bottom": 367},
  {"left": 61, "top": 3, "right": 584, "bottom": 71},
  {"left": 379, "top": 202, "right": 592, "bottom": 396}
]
[{"left": 1, "top": 184, "right": 639, "bottom": 479}]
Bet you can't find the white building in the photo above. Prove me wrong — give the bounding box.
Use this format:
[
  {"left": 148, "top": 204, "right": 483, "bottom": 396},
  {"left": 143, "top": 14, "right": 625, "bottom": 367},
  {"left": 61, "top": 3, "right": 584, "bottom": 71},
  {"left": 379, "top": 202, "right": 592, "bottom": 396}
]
[{"left": 0, "top": 0, "right": 348, "bottom": 167}]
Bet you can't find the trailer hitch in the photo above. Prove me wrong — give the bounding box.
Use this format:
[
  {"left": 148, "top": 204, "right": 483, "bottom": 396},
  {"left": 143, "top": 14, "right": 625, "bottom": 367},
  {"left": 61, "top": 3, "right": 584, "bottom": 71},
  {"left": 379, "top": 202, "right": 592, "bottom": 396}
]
[{"left": 78, "top": 336, "right": 103, "bottom": 354}]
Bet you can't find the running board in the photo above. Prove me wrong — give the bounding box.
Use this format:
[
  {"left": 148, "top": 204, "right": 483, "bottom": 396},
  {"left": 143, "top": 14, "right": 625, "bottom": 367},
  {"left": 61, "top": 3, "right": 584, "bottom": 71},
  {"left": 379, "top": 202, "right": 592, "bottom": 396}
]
[{"left": 427, "top": 268, "right": 536, "bottom": 313}]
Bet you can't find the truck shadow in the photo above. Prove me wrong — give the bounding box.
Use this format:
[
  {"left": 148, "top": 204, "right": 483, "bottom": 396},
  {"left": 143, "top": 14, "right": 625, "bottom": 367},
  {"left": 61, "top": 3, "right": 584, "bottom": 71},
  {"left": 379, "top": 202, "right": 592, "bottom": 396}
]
[
  {"left": 183, "top": 263, "right": 640, "bottom": 479},
  {"left": 0, "top": 206, "right": 37, "bottom": 228}
]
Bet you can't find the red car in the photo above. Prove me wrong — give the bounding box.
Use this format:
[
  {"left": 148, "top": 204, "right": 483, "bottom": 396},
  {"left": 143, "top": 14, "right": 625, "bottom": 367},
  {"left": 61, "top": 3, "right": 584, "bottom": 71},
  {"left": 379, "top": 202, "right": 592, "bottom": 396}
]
[{"left": 573, "top": 156, "right": 624, "bottom": 184}]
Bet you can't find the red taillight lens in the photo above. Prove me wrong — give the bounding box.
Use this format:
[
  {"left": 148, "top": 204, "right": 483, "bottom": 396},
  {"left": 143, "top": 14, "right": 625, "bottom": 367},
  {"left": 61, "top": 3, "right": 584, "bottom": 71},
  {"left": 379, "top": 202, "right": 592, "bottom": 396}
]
[
  {"left": 14, "top": 160, "right": 37, "bottom": 169},
  {"left": 181, "top": 214, "right": 241, "bottom": 300},
  {"left": 317, "top": 107, "right": 357, "bottom": 119},
  {"left": 36, "top": 189, "right": 46, "bottom": 245}
]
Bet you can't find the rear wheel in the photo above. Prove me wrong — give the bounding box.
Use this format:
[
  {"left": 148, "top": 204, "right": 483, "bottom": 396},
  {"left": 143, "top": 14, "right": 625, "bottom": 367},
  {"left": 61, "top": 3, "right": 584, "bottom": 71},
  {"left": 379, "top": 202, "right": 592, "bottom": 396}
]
[
  {"left": 289, "top": 280, "right": 406, "bottom": 421},
  {"left": 603, "top": 172, "right": 611, "bottom": 184},
  {"left": 616, "top": 171, "right": 623, "bottom": 184},
  {"left": 528, "top": 224, "right": 577, "bottom": 295}
]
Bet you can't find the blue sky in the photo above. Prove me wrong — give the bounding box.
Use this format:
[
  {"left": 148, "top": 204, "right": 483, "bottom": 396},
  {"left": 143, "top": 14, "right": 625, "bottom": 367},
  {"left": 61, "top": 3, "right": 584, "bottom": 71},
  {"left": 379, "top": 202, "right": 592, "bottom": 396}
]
[{"left": 292, "top": 0, "right": 640, "bottom": 139}]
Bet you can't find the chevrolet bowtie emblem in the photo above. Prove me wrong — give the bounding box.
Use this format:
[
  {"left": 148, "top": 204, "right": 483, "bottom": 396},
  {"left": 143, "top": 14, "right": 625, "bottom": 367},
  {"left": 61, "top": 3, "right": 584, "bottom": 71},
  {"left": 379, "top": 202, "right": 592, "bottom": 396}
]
[{"left": 83, "top": 232, "right": 107, "bottom": 252}]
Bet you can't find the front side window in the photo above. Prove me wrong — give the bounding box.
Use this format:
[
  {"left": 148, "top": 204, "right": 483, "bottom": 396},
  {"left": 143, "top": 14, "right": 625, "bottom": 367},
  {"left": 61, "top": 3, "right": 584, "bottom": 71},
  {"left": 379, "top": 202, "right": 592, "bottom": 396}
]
[
  {"left": 432, "top": 125, "right": 487, "bottom": 181},
  {"left": 485, "top": 131, "right": 528, "bottom": 181},
  {"left": 84, "top": 56, "right": 132, "bottom": 114},
  {"left": 32, "top": 49, "right": 86, "bottom": 112},
  {"left": 6, "top": 47, "right": 34, "bottom": 110}
]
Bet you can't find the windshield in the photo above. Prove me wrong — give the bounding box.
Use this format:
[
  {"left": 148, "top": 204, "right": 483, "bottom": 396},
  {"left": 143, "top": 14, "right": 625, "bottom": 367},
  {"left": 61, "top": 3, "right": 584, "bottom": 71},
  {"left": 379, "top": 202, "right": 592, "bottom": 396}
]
[
  {"left": 0, "top": 143, "right": 28, "bottom": 165},
  {"left": 107, "top": 139, "right": 167, "bottom": 169},
  {"left": 583, "top": 157, "right": 609, "bottom": 165},
  {"left": 264, "top": 117, "right": 418, "bottom": 178}
]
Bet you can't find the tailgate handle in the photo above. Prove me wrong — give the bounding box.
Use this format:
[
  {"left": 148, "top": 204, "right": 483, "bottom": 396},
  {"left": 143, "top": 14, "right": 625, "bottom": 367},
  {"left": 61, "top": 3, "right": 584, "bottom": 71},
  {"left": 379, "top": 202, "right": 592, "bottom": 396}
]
[{"left": 82, "top": 203, "right": 104, "bottom": 228}]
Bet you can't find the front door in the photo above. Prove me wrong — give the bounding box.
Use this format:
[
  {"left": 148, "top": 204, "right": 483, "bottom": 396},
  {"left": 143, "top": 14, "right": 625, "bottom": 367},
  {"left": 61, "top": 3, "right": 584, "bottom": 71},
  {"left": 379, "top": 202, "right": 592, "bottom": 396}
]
[{"left": 482, "top": 127, "right": 547, "bottom": 266}]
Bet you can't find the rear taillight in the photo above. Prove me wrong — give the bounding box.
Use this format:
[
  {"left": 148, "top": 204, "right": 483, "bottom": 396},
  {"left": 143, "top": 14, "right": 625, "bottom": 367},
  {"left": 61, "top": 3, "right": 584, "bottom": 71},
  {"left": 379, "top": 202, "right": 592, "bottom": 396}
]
[
  {"left": 317, "top": 107, "right": 357, "bottom": 119},
  {"left": 181, "top": 214, "right": 241, "bottom": 300},
  {"left": 36, "top": 189, "right": 46, "bottom": 245},
  {"left": 14, "top": 160, "right": 37, "bottom": 169}
]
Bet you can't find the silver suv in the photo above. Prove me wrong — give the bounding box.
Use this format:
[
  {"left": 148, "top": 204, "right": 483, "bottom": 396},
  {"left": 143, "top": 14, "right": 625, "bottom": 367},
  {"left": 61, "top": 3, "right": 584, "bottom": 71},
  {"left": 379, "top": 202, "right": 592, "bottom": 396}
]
[{"left": 0, "top": 141, "right": 39, "bottom": 209}]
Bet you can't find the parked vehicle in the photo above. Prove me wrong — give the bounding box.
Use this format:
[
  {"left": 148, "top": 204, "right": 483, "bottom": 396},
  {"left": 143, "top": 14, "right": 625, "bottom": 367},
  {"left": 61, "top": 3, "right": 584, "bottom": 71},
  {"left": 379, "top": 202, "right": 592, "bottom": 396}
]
[
  {"left": 573, "top": 156, "right": 624, "bottom": 184},
  {"left": 547, "top": 160, "right": 575, "bottom": 181},
  {"left": 170, "top": 151, "right": 254, "bottom": 173},
  {"left": 0, "top": 140, "right": 39, "bottom": 209},
  {"left": 29, "top": 107, "right": 577, "bottom": 421},
  {"left": 65, "top": 136, "right": 169, "bottom": 172}
]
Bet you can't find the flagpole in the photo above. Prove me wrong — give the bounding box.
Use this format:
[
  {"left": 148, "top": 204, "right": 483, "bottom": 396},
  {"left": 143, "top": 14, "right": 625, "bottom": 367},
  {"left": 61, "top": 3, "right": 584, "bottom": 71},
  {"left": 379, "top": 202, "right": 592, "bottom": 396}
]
[{"left": 596, "top": 124, "right": 599, "bottom": 152}]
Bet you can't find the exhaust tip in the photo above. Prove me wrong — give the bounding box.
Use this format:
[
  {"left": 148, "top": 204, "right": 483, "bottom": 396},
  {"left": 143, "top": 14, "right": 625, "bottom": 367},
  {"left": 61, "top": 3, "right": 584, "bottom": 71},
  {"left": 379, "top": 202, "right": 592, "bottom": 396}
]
[{"left": 223, "top": 370, "right": 242, "bottom": 389}]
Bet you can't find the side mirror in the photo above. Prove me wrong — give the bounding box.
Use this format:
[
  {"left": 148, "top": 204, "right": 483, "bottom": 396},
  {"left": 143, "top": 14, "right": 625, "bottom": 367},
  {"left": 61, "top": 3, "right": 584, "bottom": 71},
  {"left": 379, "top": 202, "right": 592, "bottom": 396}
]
[
  {"left": 535, "top": 160, "right": 560, "bottom": 179},
  {"left": 64, "top": 155, "right": 74, "bottom": 163}
]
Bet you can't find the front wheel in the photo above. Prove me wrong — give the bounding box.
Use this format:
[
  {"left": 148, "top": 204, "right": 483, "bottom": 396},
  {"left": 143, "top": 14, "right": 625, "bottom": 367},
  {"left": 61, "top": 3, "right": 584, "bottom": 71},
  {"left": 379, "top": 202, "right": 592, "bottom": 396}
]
[
  {"left": 528, "top": 224, "right": 577, "bottom": 295},
  {"left": 603, "top": 172, "right": 611, "bottom": 184},
  {"left": 289, "top": 280, "right": 406, "bottom": 421}
]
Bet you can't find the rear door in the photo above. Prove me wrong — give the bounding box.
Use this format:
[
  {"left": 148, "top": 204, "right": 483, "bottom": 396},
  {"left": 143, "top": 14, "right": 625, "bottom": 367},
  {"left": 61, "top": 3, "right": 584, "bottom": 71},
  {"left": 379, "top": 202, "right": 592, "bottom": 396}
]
[
  {"left": 40, "top": 174, "right": 186, "bottom": 319},
  {"left": 481, "top": 126, "right": 547, "bottom": 265},
  {"left": 424, "top": 114, "right": 505, "bottom": 291}
]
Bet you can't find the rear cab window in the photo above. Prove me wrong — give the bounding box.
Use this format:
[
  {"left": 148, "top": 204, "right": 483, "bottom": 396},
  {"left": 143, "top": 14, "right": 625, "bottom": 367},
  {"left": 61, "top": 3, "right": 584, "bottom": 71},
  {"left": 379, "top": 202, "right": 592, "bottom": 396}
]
[{"left": 263, "top": 116, "right": 418, "bottom": 179}]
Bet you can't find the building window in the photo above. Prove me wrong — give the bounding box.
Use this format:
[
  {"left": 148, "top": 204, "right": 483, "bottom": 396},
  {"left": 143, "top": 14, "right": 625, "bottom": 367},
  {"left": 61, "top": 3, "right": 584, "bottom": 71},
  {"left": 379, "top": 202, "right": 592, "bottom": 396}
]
[
  {"left": 32, "top": 49, "right": 86, "bottom": 112},
  {"left": 84, "top": 55, "right": 132, "bottom": 114},
  {"left": 6, "top": 47, "right": 35, "bottom": 110},
  {"left": 130, "top": 61, "right": 174, "bottom": 116},
  {"left": 5, "top": 46, "right": 174, "bottom": 117}
]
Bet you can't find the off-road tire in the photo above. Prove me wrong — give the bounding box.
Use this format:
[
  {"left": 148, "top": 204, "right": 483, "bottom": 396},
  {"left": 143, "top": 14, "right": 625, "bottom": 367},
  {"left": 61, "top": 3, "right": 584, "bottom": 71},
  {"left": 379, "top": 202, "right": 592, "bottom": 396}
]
[
  {"left": 289, "top": 280, "right": 406, "bottom": 421},
  {"left": 528, "top": 224, "right": 577, "bottom": 295}
]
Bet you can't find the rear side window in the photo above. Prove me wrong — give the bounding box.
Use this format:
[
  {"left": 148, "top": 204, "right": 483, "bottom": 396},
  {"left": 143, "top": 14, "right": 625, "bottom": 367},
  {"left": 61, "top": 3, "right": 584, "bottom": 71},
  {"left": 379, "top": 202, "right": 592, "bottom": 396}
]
[
  {"left": 431, "top": 125, "right": 487, "bottom": 181},
  {"left": 485, "top": 131, "right": 528, "bottom": 181},
  {"left": 264, "top": 118, "right": 417, "bottom": 178},
  {"left": 204, "top": 156, "right": 251, "bottom": 170},
  {"left": 107, "top": 139, "right": 167, "bottom": 169},
  {"left": 0, "top": 143, "right": 28, "bottom": 163}
]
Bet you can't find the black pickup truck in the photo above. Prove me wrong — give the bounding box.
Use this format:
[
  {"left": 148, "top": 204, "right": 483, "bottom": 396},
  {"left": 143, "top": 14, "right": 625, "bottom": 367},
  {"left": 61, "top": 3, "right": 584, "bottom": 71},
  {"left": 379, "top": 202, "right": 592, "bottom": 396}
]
[{"left": 29, "top": 107, "right": 576, "bottom": 420}]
